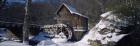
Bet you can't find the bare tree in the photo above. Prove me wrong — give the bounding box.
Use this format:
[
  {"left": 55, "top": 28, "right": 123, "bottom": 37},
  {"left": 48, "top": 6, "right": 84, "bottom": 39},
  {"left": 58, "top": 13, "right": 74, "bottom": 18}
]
[{"left": 22, "top": 0, "right": 32, "bottom": 44}]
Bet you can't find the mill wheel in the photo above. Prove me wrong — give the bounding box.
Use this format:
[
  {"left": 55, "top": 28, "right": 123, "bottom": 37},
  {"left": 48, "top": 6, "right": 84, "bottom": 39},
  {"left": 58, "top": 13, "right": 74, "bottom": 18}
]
[
  {"left": 54, "top": 24, "right": 73, "bottom": 39},
  {"left": 43, "top": 24, "right": 73, "bottom": 40},
  {"left": 57, "top": 26, "right": 73, "bottom": 39}
]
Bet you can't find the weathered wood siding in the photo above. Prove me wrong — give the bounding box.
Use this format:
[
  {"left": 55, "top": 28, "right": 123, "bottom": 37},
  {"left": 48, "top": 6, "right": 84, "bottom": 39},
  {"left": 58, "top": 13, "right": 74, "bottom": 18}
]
[
  {"left": 57, "top": 5, "right": 88, "bottom": 31},
  {"left": 57, "top": 5, "right": 88, "bottom": 41}
]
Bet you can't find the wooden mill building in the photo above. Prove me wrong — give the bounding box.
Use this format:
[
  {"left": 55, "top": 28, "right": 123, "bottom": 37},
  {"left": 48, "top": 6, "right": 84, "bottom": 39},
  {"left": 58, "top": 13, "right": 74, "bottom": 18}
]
[{"left": 55, "top": 3, "right": 88, "bottom": 41}]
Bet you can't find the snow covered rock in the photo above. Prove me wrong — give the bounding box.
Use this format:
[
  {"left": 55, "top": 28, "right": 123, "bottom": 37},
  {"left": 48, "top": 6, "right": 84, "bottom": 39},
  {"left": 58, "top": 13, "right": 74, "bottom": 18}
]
[
  {"left": 0, "top": 28, "right": 9, "bottom": 41},
  {"left": 52, "top": 32, "right": 67, "bottom": 43},
  {"left": 0, "top": 28, "right": 18, "bottom": 42},
  {"left": 79, "top": 11, "right": 131, "bottom": 46}
]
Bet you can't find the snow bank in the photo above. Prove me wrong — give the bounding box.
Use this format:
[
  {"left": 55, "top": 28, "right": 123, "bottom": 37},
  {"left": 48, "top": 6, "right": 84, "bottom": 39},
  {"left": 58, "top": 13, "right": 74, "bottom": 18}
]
[
  {"left": 37, "top": 41, "right": 90, "bottom": 46},
  {"left": 0, "top": 28, "right": 12, "bottom": 41},
  {"left": 52, "top": 32, "right": 67, "bottom": 43},
  {"left": 0, "top": 41, "right": 29, "bottom": 46},
  {"left": 37, "top": 39, "right": 55, "bottom": 46}
]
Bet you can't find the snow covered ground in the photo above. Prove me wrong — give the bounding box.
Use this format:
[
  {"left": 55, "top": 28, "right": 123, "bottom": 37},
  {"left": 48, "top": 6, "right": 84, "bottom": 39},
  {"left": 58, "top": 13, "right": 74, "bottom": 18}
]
[
  {"left": 0, "top": 11, "right": 130, "bottom": 46},
  {"left": 0, "top": 41, "right": 29, "bottom": 46}
]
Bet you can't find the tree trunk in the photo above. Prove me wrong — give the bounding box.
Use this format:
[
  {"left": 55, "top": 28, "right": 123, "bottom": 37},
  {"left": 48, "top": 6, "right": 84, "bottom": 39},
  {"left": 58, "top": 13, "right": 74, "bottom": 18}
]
[{"left": 22, "top": 0, "right": 31, "bottom": 44}]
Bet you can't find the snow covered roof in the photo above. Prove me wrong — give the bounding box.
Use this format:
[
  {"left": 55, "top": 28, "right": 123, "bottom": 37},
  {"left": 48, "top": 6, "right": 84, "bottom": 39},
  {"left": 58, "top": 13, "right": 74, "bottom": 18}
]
[{"left": 56, "top": 3, "right": 88, "bottom": 18}]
